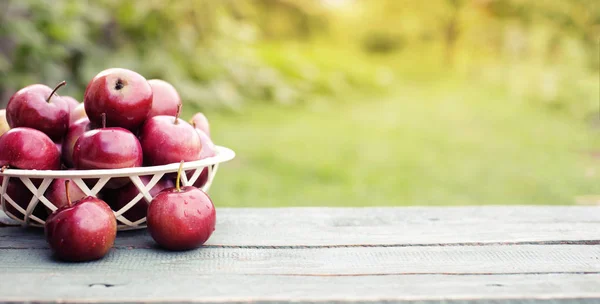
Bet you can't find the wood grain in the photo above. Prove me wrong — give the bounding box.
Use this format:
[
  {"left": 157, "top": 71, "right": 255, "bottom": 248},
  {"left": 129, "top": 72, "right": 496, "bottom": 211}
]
[
  {"left": 1, "top": 245, "right": 599, "bottom": 275},
  {"left": 1, "top": 206, "right": 599, "bottom": 247},
  {"left": 1, "top": 207, "right": 599, "bottom": 303},
  {"left": 0, "top": 273, "right": 599, "bottom": 303}
]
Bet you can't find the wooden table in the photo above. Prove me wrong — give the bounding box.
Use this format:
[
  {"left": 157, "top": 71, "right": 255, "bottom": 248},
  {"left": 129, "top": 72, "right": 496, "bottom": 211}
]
[{"left": 1, "top": 206, "right": 599, "bottom": 303}]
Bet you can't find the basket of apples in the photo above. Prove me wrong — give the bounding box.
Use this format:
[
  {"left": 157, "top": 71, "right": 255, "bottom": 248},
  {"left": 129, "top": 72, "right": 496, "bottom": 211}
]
[{"left": 0, "top": 68, "right": 235, "bottom": 260}]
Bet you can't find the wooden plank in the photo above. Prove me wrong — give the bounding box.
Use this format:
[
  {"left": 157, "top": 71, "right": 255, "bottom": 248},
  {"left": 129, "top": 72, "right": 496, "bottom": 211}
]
[
  {"left": 0, "top": 273, "right": 599, "bottom": 303},
  {"left": 1, "top": 207, "right": 599, "bottom": 247},
  {"left": 1, "top": 207, "right": 599, "bottom": 303},
  {"left": 1, "top": 245, "right": 598, "bottom": 275}
]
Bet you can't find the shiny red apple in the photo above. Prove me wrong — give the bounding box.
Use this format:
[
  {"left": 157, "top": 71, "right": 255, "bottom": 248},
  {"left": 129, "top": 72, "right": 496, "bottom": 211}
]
[
  {"left": 62, "top": 118, "right": 91, "bottom": 168},
  {"left": 0, "top": 127, "right": 61, "bottom": 171},
  {"left": 84, "top": 68, "right": 152, "bottom": 131},
  {"left": 147, "top": 79, "right": 181, "bottom": 118},
  {"left": 45, "top": 180, "right": 117, "bottom": 262},
  {"left": 73, "top": 115, "right": 143, "bottom": 188},
  {"left": 138, "top": 106, "right": 202, "bottom": 166},
  {"left": 6, "top": 81, "right": 70, "bottom": 141},
  {"left": 45, "top": 178, "right": 87, "bottom": 212},
  {"left": 190, "top": 112, "right": 210, "bottom": 137},
  {"left": 103, "top": 176, "right": 174, "bottom": 222},
  {"left": 147, "top": 163, "right": 216, "bottom": 251}
]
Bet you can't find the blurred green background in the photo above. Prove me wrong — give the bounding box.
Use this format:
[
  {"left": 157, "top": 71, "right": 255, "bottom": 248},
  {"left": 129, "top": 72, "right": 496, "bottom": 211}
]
[{"left": 1, "top": 0, "right": 599, "bottom": 206}]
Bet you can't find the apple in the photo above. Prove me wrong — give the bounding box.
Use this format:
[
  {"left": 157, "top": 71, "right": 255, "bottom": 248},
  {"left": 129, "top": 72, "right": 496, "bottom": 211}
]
[
  {"left": 138, "top": 105, "right": 202, "bottom": 166},
  {"left": 147, "top": 79, "right": 181, "bottom": 118},
  {"left": 6, "top": 81, "right": 70, "bottom": 141},
  {"left": 0, "top": 127, "right": 61, "bottom": 171},
  {"left": 147, "top": 162, "right": 216, "bottom": 251},
  {"left": 185, "top": 128, "right": 217, "bottom": 188},
  {"left": 45, "top": 178, "right": 87, "bottom": 212},
  {"left": 73, "top": 114, "right": 143, "bottom": 188},
  {"left": 103, "top": 175, "right": 174, "bottom": 222},
  {"left": 196, "top": 129, "right": 217, "bottom": 159},
  {"left": 62, "top": 118, "right": 91, "bottom": 168},
  {"left": 70, "top": 103, "right": 87, "bottom": 124},
  {"left": 190, "top": 112, "right": 210, "bottom": 137},
  {"left": 63, "top": 96, "right": 79, "bottom": 115},
  {"left": 45, "top": 180, "right": 117, "bottom": 262},
  {"left": 0, "top": 177, "right": 47, "bottom": 221},
  {"left": 0, "top": 109, "right": 10, "bottom": 136},
  {"left": 84, "top": 68, "right": 152, "bottom": 131},
  {"left": 54, "top": 141, "right": 62, "bottom": 154}
]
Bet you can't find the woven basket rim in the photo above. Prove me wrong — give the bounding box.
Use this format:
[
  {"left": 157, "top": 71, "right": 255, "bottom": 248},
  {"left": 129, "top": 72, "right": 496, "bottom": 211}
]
[{"left": 0, "top": 145, "right": 235, "bottom": 178}]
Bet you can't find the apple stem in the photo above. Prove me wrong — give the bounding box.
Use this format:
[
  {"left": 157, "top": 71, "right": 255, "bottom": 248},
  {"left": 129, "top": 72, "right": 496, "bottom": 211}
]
[
  {"left": 65, "top": 180, "right": 72, "bottom": 207},
  {"left": 47, "top": 81, "right": 67, "bottom": 103},
  {"left": 174, "top": 104, "right": 182, "bottom": 125},
  {"left": 101, "top": 113, "right": 106, "bottom": 128},
  {"left": 175, "top": 160, "right": 184, "bottom": 192}
]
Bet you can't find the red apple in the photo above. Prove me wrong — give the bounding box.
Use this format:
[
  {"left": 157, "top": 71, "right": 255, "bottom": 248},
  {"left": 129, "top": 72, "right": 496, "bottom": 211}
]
[
  {"left": 63, "top": 96, "right": 79, "bottom": 114},
  {"left": 138, "top": 106, "right": 202, "bottom": 166},
  {"left": 45, "top": 181, "right": 117, "bottom": 262},
  {"left": 190, "top": 112, "right": 210, "bottom": 137},
  {"left": 6, "top": 81, "right": 70, "bottom": 141},
  {"left": 62, "top": 118, "right": 91, "bottom": 168},
  {"left": 84, "top": 68, "right": 152, "bottom": 131},
  {"left": 103, "top": 176, "right": 174, "bottom": 222},
  {"left": 45, "top": 178, "right": 87, "bottom": 212},
  {"left": 73, "top": 115, "right": 143, "bottom": 188},
  {"left": 55, "top": 141, "right": 62, "bottom": 153},
  {"left": 197, "top": 129, "right": 216, "bottom": 159},
  {"left": 147, "top": 79, "right": 181, "bottom": 118},
  {"left": 1, "top": 177, "right": 47, "bottom": 221},
  {"left": 0, "top": 127, "right": 61, "bottom": 171},
  {"left": 70, "top": 103, "right": 87, "bottom": 124},
  {"left": 147, "top": 163, "right": 216, "bottom": 251},
  {"left": 186, "top": 129, "right": 217, "bottom": 188}
]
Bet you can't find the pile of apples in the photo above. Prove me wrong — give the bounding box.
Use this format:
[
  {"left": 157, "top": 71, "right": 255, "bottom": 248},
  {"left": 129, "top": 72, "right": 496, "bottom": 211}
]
[{"left": 0, "top": 68, "right": 219, "bottom": 262}]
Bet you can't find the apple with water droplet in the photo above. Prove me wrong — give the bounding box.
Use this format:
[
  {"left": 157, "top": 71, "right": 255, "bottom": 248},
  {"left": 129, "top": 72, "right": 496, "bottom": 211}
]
[{"left": 147, "top": 162, "right": 216, "bottom": 251}]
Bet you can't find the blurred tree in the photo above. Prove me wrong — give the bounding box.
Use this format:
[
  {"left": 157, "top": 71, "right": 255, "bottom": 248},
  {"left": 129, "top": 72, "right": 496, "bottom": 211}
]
[{"left": 0, "top": 0, "right": 597, "bottom": 116}]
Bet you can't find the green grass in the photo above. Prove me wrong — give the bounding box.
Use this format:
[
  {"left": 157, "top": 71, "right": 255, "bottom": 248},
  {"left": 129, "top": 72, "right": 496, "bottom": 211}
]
[{"left": 185, "top": 80, "right": 600, "bottom": 207}]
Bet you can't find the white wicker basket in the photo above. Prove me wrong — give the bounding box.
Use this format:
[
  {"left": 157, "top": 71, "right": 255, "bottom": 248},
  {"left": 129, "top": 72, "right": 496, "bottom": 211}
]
[{"left": 0, "top": 146, "right": 235, "bottom": 231}]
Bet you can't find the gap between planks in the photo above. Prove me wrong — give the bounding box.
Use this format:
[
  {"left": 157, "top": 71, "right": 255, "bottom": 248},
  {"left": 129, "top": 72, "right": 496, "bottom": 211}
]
[{"left": 3, "top": 239, "right": 600, "bottom": 250}]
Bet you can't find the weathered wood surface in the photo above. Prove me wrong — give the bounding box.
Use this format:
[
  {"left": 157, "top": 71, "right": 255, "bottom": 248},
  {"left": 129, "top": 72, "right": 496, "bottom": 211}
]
[
  {"left": 3, "top": 206, "right": 600, "bottom": 246},
  {"left": 0, "top": 206, "right": 599, "bottom": 303}
]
